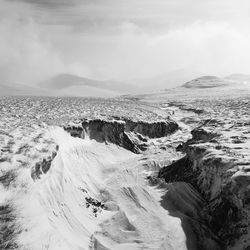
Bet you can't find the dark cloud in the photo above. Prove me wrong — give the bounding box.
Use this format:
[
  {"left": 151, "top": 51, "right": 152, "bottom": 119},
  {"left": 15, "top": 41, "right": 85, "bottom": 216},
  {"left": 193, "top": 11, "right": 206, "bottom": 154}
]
[
  {"left": 8, "top": 0, "right": 80, "bottom": 8},
  {"left": 4, "top": 0, "right": 236, "bottom": 35}
]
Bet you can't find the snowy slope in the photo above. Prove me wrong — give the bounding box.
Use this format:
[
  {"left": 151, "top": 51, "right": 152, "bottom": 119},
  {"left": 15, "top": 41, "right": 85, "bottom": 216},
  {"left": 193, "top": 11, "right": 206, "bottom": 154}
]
[
  {"left": 40, "top": 74, "right": 133, "bottom": 97},
  {"left": 3, "top": 127, "right": 188, "bottom": 250}
]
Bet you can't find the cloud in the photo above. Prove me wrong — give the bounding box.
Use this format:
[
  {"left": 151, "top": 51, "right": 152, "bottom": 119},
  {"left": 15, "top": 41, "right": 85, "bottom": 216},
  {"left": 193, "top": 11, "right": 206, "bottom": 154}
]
[
  {"left": 144, "top": 21, "right": 250, "bottom": 75},
  {"left": 1, "top": 0, "right": 250, "bottom": 85},
  {"left": 74, "top": 21, "right": 250, "bottom": 79},
  {"left": 9, "top": 0, "right": 80, "bottom": 8},
  {"left": 0, "top": 0, "right": 91, "bottom": 84}
]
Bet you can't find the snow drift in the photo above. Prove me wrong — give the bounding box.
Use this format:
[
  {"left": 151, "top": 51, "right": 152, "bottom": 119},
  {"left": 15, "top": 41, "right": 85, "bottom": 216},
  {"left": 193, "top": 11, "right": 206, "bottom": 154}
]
[{"left": 0, "top": 127, "right": 189, "bottom": 250}]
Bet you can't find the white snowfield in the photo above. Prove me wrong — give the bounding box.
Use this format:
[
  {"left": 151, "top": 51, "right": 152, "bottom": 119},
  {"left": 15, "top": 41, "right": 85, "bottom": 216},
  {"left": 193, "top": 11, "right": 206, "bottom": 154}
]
[
  {"left": 5, "top": 127, "right": 186, "bottom": 250},
  {"left": 1, "top": 80, "right": 250, "bottom": 249}
]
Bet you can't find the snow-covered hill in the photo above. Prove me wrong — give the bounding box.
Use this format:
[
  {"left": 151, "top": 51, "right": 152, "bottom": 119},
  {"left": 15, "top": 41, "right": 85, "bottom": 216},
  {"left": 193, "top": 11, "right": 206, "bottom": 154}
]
[
  {"left": 182, "top": 76, "right": 231, "bottom": 89},
  {"left": 40, "top": 74, "right": 135, "bottom": 97}
]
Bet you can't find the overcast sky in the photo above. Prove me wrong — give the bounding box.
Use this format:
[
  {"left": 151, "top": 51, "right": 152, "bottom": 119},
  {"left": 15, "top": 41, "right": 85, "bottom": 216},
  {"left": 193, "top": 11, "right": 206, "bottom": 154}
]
[{"left": 1, "top": 0, "right": 250, "bottom": 85}]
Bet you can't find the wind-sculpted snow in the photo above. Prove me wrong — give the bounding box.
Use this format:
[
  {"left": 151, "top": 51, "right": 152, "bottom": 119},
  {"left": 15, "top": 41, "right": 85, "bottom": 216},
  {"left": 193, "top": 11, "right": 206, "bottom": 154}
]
[
  {"left": 0, "top": 124, "right": 58, "bottom": 249},
  {"left": 0, "top": 127, "right": 189, "bottom": 249}
]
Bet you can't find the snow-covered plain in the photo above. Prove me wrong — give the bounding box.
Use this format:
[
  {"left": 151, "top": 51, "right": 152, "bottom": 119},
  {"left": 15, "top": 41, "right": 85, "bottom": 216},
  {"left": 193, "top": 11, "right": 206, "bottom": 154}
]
[{"left": 1, "top": 85, "right": 250, "bottom": 249}]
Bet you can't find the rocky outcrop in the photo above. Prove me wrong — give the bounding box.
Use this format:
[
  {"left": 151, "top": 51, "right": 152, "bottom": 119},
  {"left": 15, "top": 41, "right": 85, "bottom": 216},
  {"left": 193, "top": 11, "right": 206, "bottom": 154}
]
[
  {"left": 83, "top": 119, "right": 142, "bottom": 153},
  {"left": 159, "top": 126, "right": 250, "bottom": 248},
  {"left": 159, "top": 156, "right": 199, "bottom": 190},
  {"left": 65, "top": 119, "right": 142, "bottom": 153},
  {"left": 0, "top": 170, "right": 16, "bottom": 188},
  {"left": 0, "top": 203, "right": 19, "bottom": 250},
  {"left": 64, "top": 117, "right": 178, "bottom": 153},
  {"left": 190, "top": 127, "right": 219, "bottom": 142},
  {"left": 124, "top": 119, "right": 178, "bottom": 138},
  {"left": 31, "top": 146, "right": 58, "bottom": 181},
  {"left": 159, "top": 181, "right": 223, "bottom": 250},
  {"left": 168, "top": 102, "right": 204, "bottom": 114}
]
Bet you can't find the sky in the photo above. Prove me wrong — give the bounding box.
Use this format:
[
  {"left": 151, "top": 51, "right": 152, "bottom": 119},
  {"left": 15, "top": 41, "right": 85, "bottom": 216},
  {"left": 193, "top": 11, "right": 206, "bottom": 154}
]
[{"left": 1, "top": 0, "right": 250, "bottom": 85}]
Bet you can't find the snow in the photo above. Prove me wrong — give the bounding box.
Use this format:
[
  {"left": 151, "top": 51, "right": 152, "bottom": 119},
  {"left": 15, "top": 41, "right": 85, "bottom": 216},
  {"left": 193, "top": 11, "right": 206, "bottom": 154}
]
[
  {"left": 2, "top": 127, "right": 187, "bottom": 250},
  {"left": 2, "top": 89, "right": 249, "bottom": 249}
]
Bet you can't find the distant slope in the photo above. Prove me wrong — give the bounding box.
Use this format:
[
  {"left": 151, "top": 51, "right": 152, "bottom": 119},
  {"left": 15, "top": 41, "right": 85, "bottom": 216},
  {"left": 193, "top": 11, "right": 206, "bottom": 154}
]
[
  {"left": 0, "top": 82, "right": 50, "bottom": 96},
  {"left": 56, "top": 85, "right": 120, "bottom": 98},
  {"left": 40, "top": 74, "right": 135, "bottom": 97},
  {"left": 41, "top": 74, "right": 108, "bottom": 90},
  {"left": 130, "top": 69, "right": 203, "bottom": 92},
  {"left": 182, "top": 76, "right": 232, "bottom": 89},
  {"left": 225, "top": 74, "right": 250, "bottom": 83}
]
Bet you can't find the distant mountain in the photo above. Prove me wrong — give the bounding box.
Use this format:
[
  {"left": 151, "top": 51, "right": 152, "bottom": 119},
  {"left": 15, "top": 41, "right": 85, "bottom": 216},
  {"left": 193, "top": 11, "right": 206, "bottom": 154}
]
[
  {"left": 40, "top": 74, "right": 135, "bottom": 97},
  {"left": 130, "top": 69, "right": 203, "bottom": 92},
  {"left": 182, "top": 76, "right": 232, "bottom": 89},
  {"left": 0, "top": 82, "right": 50, "bottom": 96},
  {"left": 4, "top": 72, "right": 250, "bottom": 97}
]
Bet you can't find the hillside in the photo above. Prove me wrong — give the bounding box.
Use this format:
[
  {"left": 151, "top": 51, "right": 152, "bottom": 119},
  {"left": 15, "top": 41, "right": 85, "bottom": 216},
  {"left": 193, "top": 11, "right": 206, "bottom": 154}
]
[
  {"left": 0, "top": 82, "right": 50, "bottom": 96},
  {"left": 130, "top": 69, "right": 203, "bottom": 91},
  {"left": 225, "top": 73, "right": 250, "bottom": 83},
  {"left": 40, "top": 74, "right": 134, "bottom": 97},
  {"left": 182, "top": 76, "right": 231, "bottom": 89}
]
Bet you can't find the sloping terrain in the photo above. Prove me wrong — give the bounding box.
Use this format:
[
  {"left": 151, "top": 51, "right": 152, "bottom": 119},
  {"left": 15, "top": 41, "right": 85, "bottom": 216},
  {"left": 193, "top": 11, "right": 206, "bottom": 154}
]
[
  {"left": 181, "top": 74, "right": 250, "bottom": 90},
  {"left": 0, "top": 74, "right": 131, "bottom": 98},
  {"left": 51, "top": 85, "right": 120, "bottom": 98},
  {"left": 225, "top": 74, "right": 250, "bottom": 83},
  {"left": 40, "top": 74, "right": 135, "bottom": 97},
  {"left": 135, "top": 86, "right": 250, "bottom": 250},
  {"left": 1, "top": 83, "right": 250, "bottom": 250},
  {"left": 0, "top": 97, "right": 186, "bottom": 249},
  {"left": 0, "top": 82, "right": 50, "bottom": 96},
  {"left": 130, "top": 69, "right": 203, "bottom": 91},
  {"left": 182, "top": 76, "right": 232, "bottom": 89}
]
